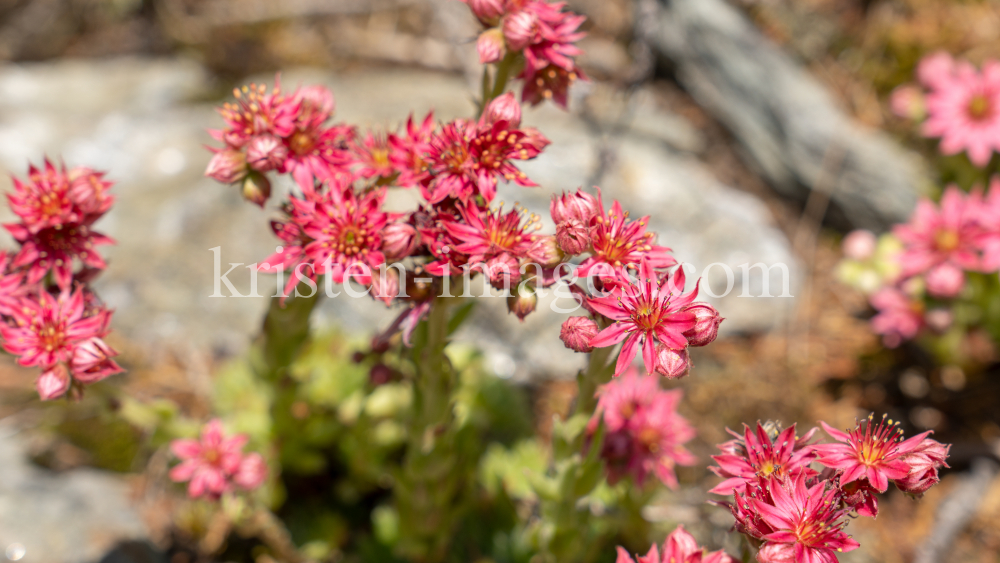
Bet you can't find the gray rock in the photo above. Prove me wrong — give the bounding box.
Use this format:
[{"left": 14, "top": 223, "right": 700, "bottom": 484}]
[
  {"left": 647, "top": 0, "right": 928, "bottom": 230},
  {"left": 0, "top": 422, "right": 147, "bottom": 563}
]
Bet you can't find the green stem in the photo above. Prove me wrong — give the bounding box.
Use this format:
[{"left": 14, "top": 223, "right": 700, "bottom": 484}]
[
  {"left": 258, "top": 288, "right": 321, "bottom": 381},
  {"left": 573, "top": 343, "right": 614, "bottom": 417},
  {"left": 480, "top": 52, "right": 517, "bottom": 113}
]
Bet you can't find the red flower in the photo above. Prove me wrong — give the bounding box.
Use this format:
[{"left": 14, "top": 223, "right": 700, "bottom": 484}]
[
  {"left": 814, "top": 414, "right": 931, "bottom": 493},
  {"left": 750, "top": 474, "right": 860, "bottom": 563},
  {"left": 869, "top": 287, "right": 924, "bottom": 348},
  {"left": 588, "top": 259, "right": 700, "bottom": 377},
  {"left": 709, "top": 423, "right": 817, "bottom": 496},
  {"left": 213, "top": 80, "right": 298, "bottom": 148},
  {"left": 616, "top": 525, "right": 735, "bottom": 563},
  {"left": 588, "top": 369, "right": 696, "bottom": 488},
  {"left": 577, "top": 198, "right": 676, "bottom": 282},
  {"left": 0, "top": 289, "right": 121, "bottom": 400},
  {"left": 389, "top": 112, "right": 436, "bottom": 188},
  {"left": 169, "top": 419, "right": 267, "bottom": 500}
]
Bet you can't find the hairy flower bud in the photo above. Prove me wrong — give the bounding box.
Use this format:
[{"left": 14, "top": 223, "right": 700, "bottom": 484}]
[
  {"left": 246, "top": 135, "right": 288, "bottom": 172},
  {"left": 551, "top": 189, "right": 601, "bottom": 225},
  {"left": 560, "top": 316, "right": 598, "bottom": 352},
  {"left": 556, "top": 219, "right": 591, "bottom": 255},
  {"left": 483, "top": 92, "right": 521, "bottom": 128},
  {"left": 37, "top": 364, "right": 71, "bottom": 401},
  {"left": 654, "top": 345, "right": 690, "bottom": 378},
  {"left": 507, "top": 283, "right": 537, "bottom": 321},
  {"left": 889, "top": 84, "right": 926, "bottom": 121},
  {"left": 382, "top": 223, "right": 420, "bottom": 261},
  {"left": 682, "top": 303, "right": 723, "bottom": 347},
  {"left": 503, "top": 9, "right": 537, "bottom": 51},
  {"left": 477, "top": 28, "right": 506, "bottom": 64},
  {"left": 241, "top": 172, "right": 272, "bottom": 208},
  {"left": 486, "top": 253, "right": 521, "bottom": 288},
  {"left": 233, "top": 453, "right": 268, "bottom": 490},
  {"left": 527, "top": 235, "right": 563, "bottom": 268},
  {"left": 464, "top": 0, "right": 505, "bottom": 26},
  {"left": 205, "top": 148, "right": 248, "bottom": 184}
]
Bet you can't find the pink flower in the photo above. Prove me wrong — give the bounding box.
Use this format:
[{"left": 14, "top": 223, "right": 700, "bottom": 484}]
[
  {"left": 709, "top": 423, "right": 817, "bottom": 496},
  {"left": 615, "top": 526, "right": 735, "bottom": 563},
  {"left": 922, "top": 59, "right": 1000, "bottom": 166},
  {"left": 0, "top": 289, "right": 121, "bottom": 400},
  {"left": 560, "top": 316, "right": 598, "bottom": 352},
  {"left": 894, "top": 436, "right": 950, "bottom": 496},
  {"left": 389, "top": 112, "right": 436, "bottom": 188},
  {"left": 67, "top": 167, "right": 115, "bottom": 217},
  {"left": 5, "top": 221, "right": 115, "bottom": 290},
  {"left": 214, "top": 80, "right": 298, "bottom": 148},
  {"left": 7, "top": 160, "right": 80, "bottom": 232},
  {"left": 354, "top": 129, "right": 396, "bottom": 180},
  {"left": 169, "top": 419, "right": 267, "bottom": 499},
  {"left": 423, "top": 117, "right": 549, "bottom": 204},
  {"left": 577, "top": 198, "right": 676, "bottom": 281},
  {"left": 519, "top": 1, "right": 586, "bottom": 77},
  {"left": 589, "top": 369, "right": 696, "bottom": 488},
  {"left": 894, "top": 187, "right": 983, "bottom": 284},
  {"left": 262, "top": 183, "right": 390, "bottom": 293},
  {"left": 814, "top": 414, "right": 931, "bottom": 493},
  {"left": 749, "top": 474, "right": 860, "bottom": 563},
  {"left": 869, "top": 287, "right": 923, "bottom": 348},
  {"left": 917, "top": 52, "right": 957, "bottom": 91},
  {"left": 440, "top": 201, "right": 537, "bottom": 285},
  {"left": 0, "top": 251, "right": 26, "bottom": 316},
  {"left": 281, "top": 122, "right": 356, "bottom": 188},
  {"left": 588, "top": 259, "right": 700, "bottom": 377}
]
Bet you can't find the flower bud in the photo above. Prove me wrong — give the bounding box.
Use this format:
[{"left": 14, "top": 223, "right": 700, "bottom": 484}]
[
  {"left": 560, "top": 316, "right": 598, "bottom": 352},
  {"left": 67, "top": 168, "right": 115, "bottom": 215},
  {"left": 234, "top": 453, "right": 268, "bottom": 490},
  {"left": 503, "top": 9, "right": 537, "bottom": 51},
  {"left": 205, "top": 148, "right": 248, "bottom": 184},
  {"left": 483, "top": 92, "right": 521, "bottom": 128},
  {"left": 682, "top": 303, "right": 723, "bottom": 347},
  {"left": 924, "top": 308, "right": 953, "bottom": 332},
  {"left": 370, "top": 363, "right": 395, "bottom": 386},
  {"left": 246, "top": 135, "right": 288, "bottom": 172},
  {"left": 507, "top": 283, "right": 537, "bottom": 321},
  {"left": 894, "top": 467, "right": 940, "bottom": 496},
  {"left": 654, "top": 345, "right": 690, "bottom": 379},
  {"left": 371, "top": 267, "right": 400, "bottom": 306},
  {"left": 477, "top": 28, "right": 506, "bottom": 65},
  {"left": 555, "top": 219, "right": 591, "bottom": 255},
  {"left": 925, "top": 262, "right": 965, "bottom": 298},
  {"left": 889, "top": 84, "right": 926, "bottom": 121},
  {"left": 527, "top": 235, "right": 563, "bottom": 268},
  {"left": 842, "top": 229, "right": 877, "bottom": 261},
  {"left": 37, "top": 364, "right": 71, "bottom": 401},
  {"left": 486, "top": 252, "right": 521, "bottom": 288},
  {"left": 465, "top": 0, "right": 505, "bottom": 26},
  {"left": 382, "top": 223, "right": 420, "bottom": 261},
  {"left": 551, "top": 189, "right": 601, "bottom": 225},
  {"left": 241, "top": 172, "right": 272, "bottom": 208}
]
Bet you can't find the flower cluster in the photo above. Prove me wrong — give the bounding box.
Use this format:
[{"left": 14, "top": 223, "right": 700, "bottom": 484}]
[
  {"left": 891, "top": 52, "right": 1000, "bottom": 166},
  {"left": 839, "top": 180, "right": 1000, "bottom": 347},
  {"left": 0, "top": 160, "right": 122, "bottom": 400},
  {"left": 586, "top": 369, "right": 696, "bottom": 488},
  {"left": 712, "top": 416, "right": 949, "bottom": 562},
  {"left": 615, "top": 526, "right": 734, "bottom": 563},
  {"left": 554, "top": 190, "right": 722, "bottom": 377},
  {"left": 464, "top": 0, "right": 587, "bottom": 107},
  {"left": 169, "top": 419, "right": 268, "bottom": 500}
]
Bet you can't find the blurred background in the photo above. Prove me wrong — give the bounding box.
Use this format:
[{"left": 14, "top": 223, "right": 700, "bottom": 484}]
[{"left": 0, "top": 0, "right": 999, "bottom": 562}]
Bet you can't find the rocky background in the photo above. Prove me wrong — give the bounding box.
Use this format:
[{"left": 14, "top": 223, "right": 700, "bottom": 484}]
[{"left": 0, "top": 0, "right": 998, "bottom": 562}]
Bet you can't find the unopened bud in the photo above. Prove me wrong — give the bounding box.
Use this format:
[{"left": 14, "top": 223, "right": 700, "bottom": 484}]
[
  {"left": 925, "top": 262, "right": 965, "bottom": 298},
  {"left": 889, "top": 84, "right": 926, "bottom": 121},
  {"left": 503, "top": 9, "right": 537, "bottom": 51},
  {"left": 527, "top": 235, "right": 563, "bottom": 268},
  {"left": 465, "top": 0, "right": 505, "bottom": 26},
  {"left": 486, "top": 253, "right": 521, "bottom": 288},
  {"left": 682, "top": 303, "right": 722, "bottom": 347},
  {"left": 507, "top": 283, "right": 537, "bottom": 321},
  {"left": 370, "top": 363, "right": 395, "bottom": 386},
  {"left": 241, "top": 172, "right": 272, "bottom": 208},
  {"left": 371, "top": 267, "right": 401, "bottom": 306},
  {"left": 37, "top": 364, "right": 71, "bottom": 401},
  {"left": 483, "top": 91, "right": 521, "bottom": 128},
  {"left": 478, "top": 28, "right": 506, "bottom": 65},
  {"left": 382, "top": 223, "right": 420, "bottom": 261},
  {"left": 556, "top": 219, "right": 591, "bottom": 255},
  {"left": 551, "top": 189, "right": 601, "bottom": 225},
  {"left": 654, "top": 345, "right": 691, "bottom": 379},
  {"left": 560, "top": 316, "right": 598, "bottom": 352},
  {"left": 205, "top": 148, "right": 248, "bottom": 184},
  {"left": 246, "top": 135, "right": 288, "bottom": 172},
  {"left": 842, "top": 230, "right": 877, "bottom": 261}
]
